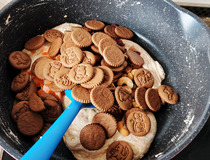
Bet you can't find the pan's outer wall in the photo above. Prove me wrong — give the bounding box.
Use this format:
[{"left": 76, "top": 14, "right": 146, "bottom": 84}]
[{"left": 0, "top": 0, "right": 210, "bottom": 160}]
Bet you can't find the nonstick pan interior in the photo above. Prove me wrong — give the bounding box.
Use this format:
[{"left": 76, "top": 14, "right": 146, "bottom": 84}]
[{"left": 0, "top": 0, "right": 209, "bottom": 159}]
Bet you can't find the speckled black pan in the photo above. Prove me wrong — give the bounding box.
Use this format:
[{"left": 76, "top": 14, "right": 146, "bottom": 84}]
[{"left": 0, "top": 0, "right": 209, "bottom": 160}]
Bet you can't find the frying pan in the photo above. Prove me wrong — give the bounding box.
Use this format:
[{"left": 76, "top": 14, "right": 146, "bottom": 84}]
[{"left": 0, "top": 0, "right": 209, "bottom": 159}]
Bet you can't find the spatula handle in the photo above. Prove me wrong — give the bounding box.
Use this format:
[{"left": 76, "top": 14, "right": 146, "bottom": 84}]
[{"left": 21, "top": 100, "right": 83, "bottom": 160}]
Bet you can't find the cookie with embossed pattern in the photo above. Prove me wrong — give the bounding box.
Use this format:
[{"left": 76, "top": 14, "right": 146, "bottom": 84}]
[
  {"left": 82, "top": 51, "right": 96, "bottom": 66},
  {"left": 158, "top": 85, "right": 178, "bottom": 104},
  {"left": 43, "top": 60, "right": 63, "bottom": 81},
  {"left": 69, "top": 64, "right": 94, "bottom": 84},
  {"left": 115, "top": 86, "right": 132, "bottom": 110},
  {"left": 134, "top": 68, "right": 154, "bottom": 88},
  {"left": 9, "top": 51, "right": 31, "bottom": 70},
  {"left": 80, "top": 123, "right": 106, "bottom": 150},
  {"left": 11, "top": 72, "right": 30, "bottom": 92},
  {"left": 106, "top": 141, "right": 133, "bottom": 160},
  {"left": 11, "top": 101, "right": 30, "bottom": 122},
  {"left": 81, "top": 67, "right": 104, "bottom": 89},
  {"left": 60, "top": 47, "right": 83, "bottom": 68},
  {"left": 54, "top": 67, "right": 76, "bottom": 90},
  {"left": 16, "top": 81, "right": 37, "bottom": 101},
  {"left": 44, "top": 29, "right": 64, "bottom": 42},
  {"left": 126, "top": 110, "right": 151, "bottom": 137}
]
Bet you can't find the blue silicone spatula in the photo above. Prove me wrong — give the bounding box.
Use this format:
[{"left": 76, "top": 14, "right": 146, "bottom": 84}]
[{"left": 21, "top": 89, "right": 94, "bottom": 160}]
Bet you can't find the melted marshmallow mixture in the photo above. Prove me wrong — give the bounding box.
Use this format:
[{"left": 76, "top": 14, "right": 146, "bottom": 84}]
[{"left": 23, "top": 23, "right": 165, "bottom": 160}]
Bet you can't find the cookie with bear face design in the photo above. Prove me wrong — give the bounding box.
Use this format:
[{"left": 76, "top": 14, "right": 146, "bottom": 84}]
[{"left": 69, "top": 64, "right": 94, "bottom": 84}]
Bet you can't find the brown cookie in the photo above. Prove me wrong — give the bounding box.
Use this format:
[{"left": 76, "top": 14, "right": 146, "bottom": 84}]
[
  {"left": 98, "top": 37, "right": 117, "bottom": 54},
  {"left": 63, "top": 31, "right": 72, "bottom": 43},
  {"left": 60, "top": 47, "right": 83, "bottom": 68},
  {"left": 81, "top": 67, "right": 104, "bottom": 89},
  {"left": 31, "top": 57, "right": 46, "bottom": 75},
  {"left": 115, "top": 26, "right": 134, "bottom": 39},
  {"left": 106, "top": 141, "right": 133, "bottom": 160},
  {"left": 11, "top": 72, "right": 30, "bottom": 92},
  {"left": 16, "top": 81, "right": 37, "bottom": 101},
  {"left": 104, "top": 25, "right": 118, "bottom": 38},
  {"left": 115, "top": 86, "right": 132, "bottom": 110},
  {"left": 54, "top": 67, "right": 76, "bottom": 90},
  {"left": 43, "top": 60, "right": 63, "bottom": 81},
  {"left": 69, "top": 64, "right": 94, "bottom": 84},
  {"left": 71, "top": 29, "right": 92, "bottom": 47},
  {"left": 158, "top": 85, "right": 178, "bottom": 104},
  {"left": 11, "top": 101, "right": 30, "bottom": 122},
  {"left": 39, "top": 92, "right": 59, "bottom": 102},
  {"left": 126, "top": 50, "right": 144, "bottom": 67},
  {"left": 42, "top": 99, "right": 62, "bottom": 123},
  {"left": 126, "top": 110, "right": 151, "bottom": 136},
  {"left": 71, "top": 26, "right": 91, "bottom": 32},
  {"left": 145, "top": 88, "right": 161, "bottom": 112},
  {"left": 90, "top": 85, "right": 114, "bottom": 111},
  {"left": 43, "top": 29, "right": 64, "bottom": 42},
  {"left": 85, "top": 20, "right": 105, "bottom": 30},
  {"left": 125, "top": 108, "right": 142, "bottom": 122},
  {"left": 98, "top": 66, "right": 114, "bottom": 87},
  {"left": 101, "top": 59, "right": 125, "bottom": 73},
  {"left": 82, "top": 51, "right": 96, "bottom": 66},
  {"left": 33, "top": 57, "right": 53, "bottom": 80},
  {"left": 94, "top": 54, "right": 103, "bottom": 62},
  {"left": 134, "top": 87, "right": 148, "bottom": 110},
  {"left": 134, "top": 68, "right": 154, "bottom": 88},
  {"left": 80, "top": 124, "right": 106, "bottom": 150},
  {"left": 32, "top": 123, "right": 51, "bottom": 142},
  {"left": 91, "top": 45, "right": 100, "bottom": 54},
  {"left": 48, "top": 37, "right": 63, "bottom": 57},
  {"left": 71, "top": 85, "right": 91, "bottom": 103},
  {"left": 92, "top": 32, "right": 111, "bottom": 47},
  {"left": 29, "top": 93, "right": 45, "bottom": 112},
  {"left": 49, "top": 82, "right": 64, "bottom": 92},
  {"left": 9, "top": 51, "right": 31, "bottom": 70},
  {"left": 92, "top": 112, "right": 117, "bottom": 138},
  {"left": 103, "top": 45, "right": 125, "bottom": 67},
  {"left": 24, "top": 35, "right": 45, "bottom": 50},
  {"left": 17, "top": 111, "right": 44, "bottom": 136},
  {"left": 62, "top": 32, "right": 80, "bottom": 48},
  {"left": 106, "top": 105, "right": 124, "bottom": 122}
]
